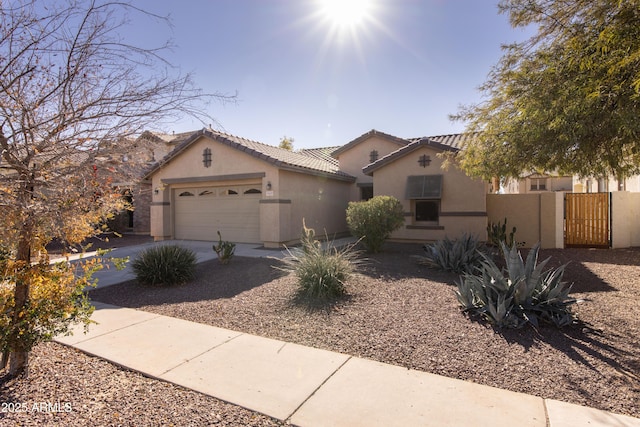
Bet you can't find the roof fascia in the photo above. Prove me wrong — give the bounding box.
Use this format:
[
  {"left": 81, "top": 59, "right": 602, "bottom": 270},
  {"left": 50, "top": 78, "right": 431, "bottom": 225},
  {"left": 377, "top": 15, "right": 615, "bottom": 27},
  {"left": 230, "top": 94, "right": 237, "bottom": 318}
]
[
  {"left": 331, "top": 129, "right": 408, "bottom": 157},
  {"left": 363, "top": 138, "right": 459, "bottom": 176}
]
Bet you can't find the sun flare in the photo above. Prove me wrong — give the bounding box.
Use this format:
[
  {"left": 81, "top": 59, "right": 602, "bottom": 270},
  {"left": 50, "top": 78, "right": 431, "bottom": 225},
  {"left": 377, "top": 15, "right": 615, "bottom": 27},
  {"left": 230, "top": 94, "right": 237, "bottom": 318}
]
[
  {"left": 318, "top": 0, "right": 373, "bottom": 28},
  {"left": 308, "top": 0, "right": 383, "bottom": 66}
]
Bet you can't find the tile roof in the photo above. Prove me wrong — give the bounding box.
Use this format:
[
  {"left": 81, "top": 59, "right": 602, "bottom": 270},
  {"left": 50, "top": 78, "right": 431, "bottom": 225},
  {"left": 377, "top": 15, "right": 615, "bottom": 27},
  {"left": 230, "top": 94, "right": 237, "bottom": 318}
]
[
  {"left": 331, "top": 129, "right": 473, "bottom": 159},
  {"left": 144, "top": 129, "right": 355, "bottom": 182},
  {"left": 362, "top": 137, "right": 461, "bottom": 176},
  {"left": 331, "top": 129, "right": 409, "bottom": 157},
  {"left": 411, "top": 133, "right": 474, "bottom": 151},
  {"left": 298, "top": 146, "right": 341, "bottom": 167},
  {"left": 143, "top": 127, "right": 474, "bottom": 181},
  {"left": 137, "top": 130, "right": 194, "bottom": 145}
]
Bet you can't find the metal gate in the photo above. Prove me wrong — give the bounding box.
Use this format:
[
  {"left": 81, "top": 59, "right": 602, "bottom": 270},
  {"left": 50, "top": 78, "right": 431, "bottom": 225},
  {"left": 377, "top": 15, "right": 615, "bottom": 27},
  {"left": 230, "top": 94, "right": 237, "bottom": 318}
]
[{"left": 564, "top": 192, "right": 610, "bottom": 248}]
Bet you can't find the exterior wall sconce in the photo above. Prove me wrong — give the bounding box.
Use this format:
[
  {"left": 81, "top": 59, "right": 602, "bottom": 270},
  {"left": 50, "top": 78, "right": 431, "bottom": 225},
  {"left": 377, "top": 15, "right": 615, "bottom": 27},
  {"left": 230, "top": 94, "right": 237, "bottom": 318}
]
[
  {"left": 266, "top": 181, "right": 272, "bottom": 191},
  {"left": 202, "top": 147, "right": 212, "bottom": 167},
  {"left": 154, "top": 184, "right": 166, "bottom": 195},
  {"left": 154, "top": 188, "right": 159, "bottom": 195}
]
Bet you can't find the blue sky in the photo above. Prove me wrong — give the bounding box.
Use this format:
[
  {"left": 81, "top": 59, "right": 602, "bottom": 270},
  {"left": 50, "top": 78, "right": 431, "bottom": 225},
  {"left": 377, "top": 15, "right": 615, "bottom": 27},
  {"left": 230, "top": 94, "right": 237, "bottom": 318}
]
[{"left": 127, "top": 0, "right": 533, "bottom": 149}]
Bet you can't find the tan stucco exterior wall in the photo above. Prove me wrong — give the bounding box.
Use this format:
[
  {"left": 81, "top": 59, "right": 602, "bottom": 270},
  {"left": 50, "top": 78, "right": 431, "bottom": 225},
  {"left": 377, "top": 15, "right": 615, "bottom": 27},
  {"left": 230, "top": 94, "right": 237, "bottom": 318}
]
[
  {"left": 149, "top": 136, "right": 278, "bottom": 241},
  {"left": 611, "top": 192, "right": 640, "bottom": 248},
  {"left": 335, "top": 136, "right": 404, "bottom": 201},
  {"left": 573, "top": 176, "right": 639, "bottom": 193},
  {"left": 540, "top": 192, "right": 565, "bottom": 249},
  {"left": 275, "top": 169, "right": 352, "bottom": 245},
  {"left": 150, "top": 132, "right": 615, "bottom": 248},
  {"left": 259, "top": 199, "right": 292, "bottom": 247},
  {"left": 147, "top": 134, "right": 353, "bottom": 246},
  {"left": 622, "top": 176, "right": 640, "bottom": 192},
  {"left": 150, "top": 136, "right": 276, "bottom": 182},
  {"left": 486, "top": 192, "right": 564, "bottom": 249},
  {"left": 504, "top": 176, "right": 572, "bottom": 194},
  {"left": 372, "top": 146, "right": 488, "bottom": 242},
  {"left": 490, "top": 191, "right": 640, "bottom": 249}
]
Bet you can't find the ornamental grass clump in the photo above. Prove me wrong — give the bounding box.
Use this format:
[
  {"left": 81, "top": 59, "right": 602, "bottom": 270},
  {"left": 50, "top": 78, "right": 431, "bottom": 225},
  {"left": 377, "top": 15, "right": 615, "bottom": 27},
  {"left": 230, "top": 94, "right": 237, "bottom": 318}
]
[
  {"left": 455, "top": 242, "right": 577, "bottom": 329},
  {"left": 278, "top": 221, "right": 363, "bottom": 301},
  {"left": 418, "top": 233, "right": 486, "bottom": 274},
  {"left": 132, "top": 245, "right": 197, "bottom": 286}
]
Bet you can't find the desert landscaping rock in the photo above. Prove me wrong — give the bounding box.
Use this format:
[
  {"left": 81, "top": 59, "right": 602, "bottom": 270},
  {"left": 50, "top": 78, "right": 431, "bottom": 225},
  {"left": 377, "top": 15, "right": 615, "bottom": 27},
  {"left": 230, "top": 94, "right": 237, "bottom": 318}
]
[
  {"left": 91, "top": 242, "right": 639, "bottom": 419},
  {"left": 3, "top": 238, "right": 639, "bottom": 425},
  {"left": 0, "top": 342, "right": 283, "bottom": 426}
]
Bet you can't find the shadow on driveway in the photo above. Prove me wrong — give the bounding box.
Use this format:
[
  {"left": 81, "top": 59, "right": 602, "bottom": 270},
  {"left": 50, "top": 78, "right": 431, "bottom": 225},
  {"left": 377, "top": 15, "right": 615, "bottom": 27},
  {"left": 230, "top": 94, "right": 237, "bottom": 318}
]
[{"left": 89, "top": 256, "right": 287, "bottom": 307}]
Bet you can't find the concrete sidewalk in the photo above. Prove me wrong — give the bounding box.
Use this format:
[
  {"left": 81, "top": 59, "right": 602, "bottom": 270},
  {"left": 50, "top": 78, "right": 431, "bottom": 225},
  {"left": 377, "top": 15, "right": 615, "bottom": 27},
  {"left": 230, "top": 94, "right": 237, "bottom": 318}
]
[{"left": 55, "top": 302, "right": 640, "bottom": 427}]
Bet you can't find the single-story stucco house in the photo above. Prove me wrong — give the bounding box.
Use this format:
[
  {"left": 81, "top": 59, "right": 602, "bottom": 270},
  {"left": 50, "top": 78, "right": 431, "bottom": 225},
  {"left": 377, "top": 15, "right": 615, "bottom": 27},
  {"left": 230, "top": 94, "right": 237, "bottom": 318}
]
[{"left": 144, "top": 128, "right": 489, "bottom": 248}]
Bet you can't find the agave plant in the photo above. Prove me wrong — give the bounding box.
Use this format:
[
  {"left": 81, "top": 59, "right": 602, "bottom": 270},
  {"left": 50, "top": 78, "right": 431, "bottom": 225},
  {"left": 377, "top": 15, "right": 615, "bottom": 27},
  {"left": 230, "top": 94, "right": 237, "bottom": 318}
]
[
  {"left": 419, "top": 233, "right": 486, "bottom": 274},
  {"left": 455, "top": 242, "right": 577, "bottom": 329}
]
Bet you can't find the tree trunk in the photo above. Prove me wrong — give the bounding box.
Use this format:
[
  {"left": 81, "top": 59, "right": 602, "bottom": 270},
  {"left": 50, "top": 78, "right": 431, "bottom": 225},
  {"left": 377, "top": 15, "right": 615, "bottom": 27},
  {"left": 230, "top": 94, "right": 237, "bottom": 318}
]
[
  {"left": 8, "top": 351, "right": 28, "bottom": 377},
  {"left": 8, "top": 214, "right": 33, "bottom": 377}
]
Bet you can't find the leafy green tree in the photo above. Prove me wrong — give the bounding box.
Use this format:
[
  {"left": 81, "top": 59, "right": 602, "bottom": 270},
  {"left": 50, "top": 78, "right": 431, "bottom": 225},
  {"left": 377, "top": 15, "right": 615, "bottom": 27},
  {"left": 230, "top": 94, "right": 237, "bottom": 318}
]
[
  {"left": 452, "top": 0, "right": 640, "bottom": 180},
  {"left": 279, "top": 136, "right": 294, "bottom": 151},
  {"left": 0, "top": 0, "right": 228, "bottom": 376},
  {"left": 346, "top": 196, "right": 405, "bottom": 253}
]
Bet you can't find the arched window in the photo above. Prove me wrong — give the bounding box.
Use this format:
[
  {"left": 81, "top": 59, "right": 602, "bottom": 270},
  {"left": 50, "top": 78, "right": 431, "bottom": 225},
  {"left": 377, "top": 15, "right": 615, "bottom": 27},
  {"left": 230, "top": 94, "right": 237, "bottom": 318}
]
[
  {"left": 179, "top": 191, "right": 195, "bottom": 197},
  {"left": 244, "top": 188, "right": 262, "bottom": 194}
]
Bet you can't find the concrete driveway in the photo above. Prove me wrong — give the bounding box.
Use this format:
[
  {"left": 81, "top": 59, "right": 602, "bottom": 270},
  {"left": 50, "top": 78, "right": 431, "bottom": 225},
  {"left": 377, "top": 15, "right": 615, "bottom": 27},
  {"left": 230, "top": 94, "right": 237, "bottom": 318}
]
[{"left": 60, "top": 240, "right": 285, "bottom": 289}]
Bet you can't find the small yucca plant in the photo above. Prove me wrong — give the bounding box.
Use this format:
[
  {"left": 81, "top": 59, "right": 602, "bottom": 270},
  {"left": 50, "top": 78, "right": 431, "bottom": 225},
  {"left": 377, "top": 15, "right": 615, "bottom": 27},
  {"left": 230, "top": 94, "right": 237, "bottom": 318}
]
[
  {"left": 418, "top": 233, "right": 486, "bottom": 274},
  {"left": 455, "top": 242, "right": 577, "bottom": 329},
  {"left": 132, "top": 245, "right": 197, "bottom": 286},
  {"left": 278, "top": 221, "right": 362, "bottom": 301},
  {"left": 212, "top": 231, "right": 235, "bottom": 264}
]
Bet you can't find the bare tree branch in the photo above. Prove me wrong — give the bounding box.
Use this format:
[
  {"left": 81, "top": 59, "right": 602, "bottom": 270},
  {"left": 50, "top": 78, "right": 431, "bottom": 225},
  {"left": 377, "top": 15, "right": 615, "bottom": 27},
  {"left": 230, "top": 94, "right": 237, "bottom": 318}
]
[{"left": 0, "top": 0, "right": 235, "bottom": 376}]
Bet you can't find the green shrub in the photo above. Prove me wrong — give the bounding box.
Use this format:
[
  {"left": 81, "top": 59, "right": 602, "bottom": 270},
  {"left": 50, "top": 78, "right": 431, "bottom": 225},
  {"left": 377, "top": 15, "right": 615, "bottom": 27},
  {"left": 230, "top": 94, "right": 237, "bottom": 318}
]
[
  {"left": 346, "top": 195, "right": 404, "bottom": 253},
  {"left": 212, "top": 231, "right": 235, "bottom": 264},
  {"left": 278, "top": 221, "right": 362, "bottom": 301},
  {"left": 418, "top": 233, "right": 486, "bottom": 274},
  {"left": 487, "top": 217, "right": 518, "bottom": 247},
  {"left": 132, "top": 245, "right": 197, "bottom": 286},
  {"left": 455, "top": 242, "right": 577, "bottom": 329},
  {"left": 1, "top": 258, "right": 97, "bottom": 372}
]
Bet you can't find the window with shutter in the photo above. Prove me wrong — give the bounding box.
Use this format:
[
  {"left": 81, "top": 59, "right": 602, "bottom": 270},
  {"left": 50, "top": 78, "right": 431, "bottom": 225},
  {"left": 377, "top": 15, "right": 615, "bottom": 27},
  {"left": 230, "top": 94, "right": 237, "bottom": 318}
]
[{"left": 405, "top": 175, "right": 443, "bottom": 199}]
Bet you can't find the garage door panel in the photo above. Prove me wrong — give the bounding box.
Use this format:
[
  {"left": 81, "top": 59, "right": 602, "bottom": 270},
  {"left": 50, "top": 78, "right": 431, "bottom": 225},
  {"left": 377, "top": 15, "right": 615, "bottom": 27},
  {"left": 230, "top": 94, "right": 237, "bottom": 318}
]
[{"left": 174, "top": 186, "right": 261, "bottom": 243}]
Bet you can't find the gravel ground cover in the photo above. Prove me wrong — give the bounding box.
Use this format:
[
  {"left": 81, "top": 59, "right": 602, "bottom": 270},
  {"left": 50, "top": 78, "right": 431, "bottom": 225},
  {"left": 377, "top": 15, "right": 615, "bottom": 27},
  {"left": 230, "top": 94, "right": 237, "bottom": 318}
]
[
  {"left": 2, "top": 235, "right": 283, "bottom": 426},
  {"left": 2, "top": 237, "right": 639, "bottom": 425},
  {"left": 0, "top": 342, "right": 284, "bottom": 426},
  {"left": 90, "top": 243, "right": 640, "bottom": 419}
]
